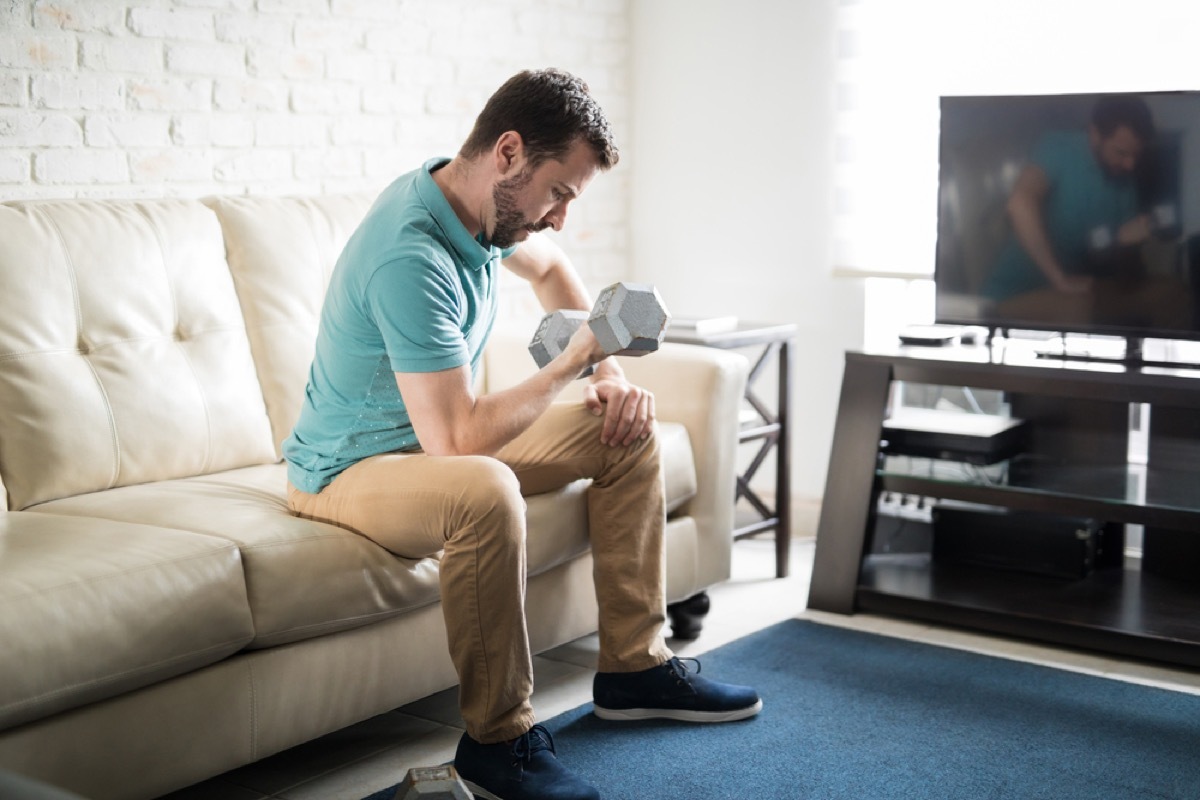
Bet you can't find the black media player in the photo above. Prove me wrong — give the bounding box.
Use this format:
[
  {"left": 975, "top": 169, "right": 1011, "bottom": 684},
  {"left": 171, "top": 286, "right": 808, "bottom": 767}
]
[
  {"left": 931, "top": 505, "right": 1123, "bottom": 580},
  {"left": 881, "top": 408, "right": 1030, "bottom": 465}
]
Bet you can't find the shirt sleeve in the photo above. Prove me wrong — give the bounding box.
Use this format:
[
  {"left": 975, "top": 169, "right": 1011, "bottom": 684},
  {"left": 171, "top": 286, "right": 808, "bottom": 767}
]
[
  {"left": 1030, "top": 131, "right": 1071, "bottom": 190},
  {"left": 364, "top": 255, "right": 471, "bottom": 374}
]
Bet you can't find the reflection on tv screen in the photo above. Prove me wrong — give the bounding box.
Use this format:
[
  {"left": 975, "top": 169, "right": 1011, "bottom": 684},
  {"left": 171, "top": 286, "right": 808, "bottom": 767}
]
[{"left": 935, "top": 91, "right": 1200, "bottom": 341}]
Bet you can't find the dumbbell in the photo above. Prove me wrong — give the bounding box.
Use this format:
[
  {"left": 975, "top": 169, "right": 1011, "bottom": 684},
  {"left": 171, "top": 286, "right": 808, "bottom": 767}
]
[
  {"left": 528, "top": 282, "right": 671, "bottom": 374},
  {"left": 393, "top": 765, "right": 472, "bottom": 799}
]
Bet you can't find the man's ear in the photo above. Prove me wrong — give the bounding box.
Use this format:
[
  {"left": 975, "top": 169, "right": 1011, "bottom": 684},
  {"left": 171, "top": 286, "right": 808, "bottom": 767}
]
[{"left": 494, "top": 131, "right": 526, "bottom": 176}]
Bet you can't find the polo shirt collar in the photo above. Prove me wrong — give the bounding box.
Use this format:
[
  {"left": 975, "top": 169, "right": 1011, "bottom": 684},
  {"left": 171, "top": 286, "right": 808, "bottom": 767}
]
[{"left": 416, "top": 157, "right": 496, "bottom": 271}]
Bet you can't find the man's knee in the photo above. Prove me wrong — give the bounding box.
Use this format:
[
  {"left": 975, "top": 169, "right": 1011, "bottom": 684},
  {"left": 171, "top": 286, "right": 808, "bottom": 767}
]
[{"left": 450, "top": 456, "right": 526, "bottom": 542}]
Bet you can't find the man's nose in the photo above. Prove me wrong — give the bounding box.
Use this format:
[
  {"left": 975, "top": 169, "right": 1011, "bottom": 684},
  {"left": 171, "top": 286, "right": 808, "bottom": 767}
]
[{"left": 544, "top": 202, "right": 568, "bottom": 232}]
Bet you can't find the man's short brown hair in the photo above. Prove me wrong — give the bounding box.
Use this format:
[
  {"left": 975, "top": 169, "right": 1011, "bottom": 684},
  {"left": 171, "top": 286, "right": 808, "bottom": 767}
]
[
  {"left": 1092, "top": 94, "right": 1155, "bottom": 143},
  {"left": 459, "top": 68, "right": 619, "bottom": 170}
]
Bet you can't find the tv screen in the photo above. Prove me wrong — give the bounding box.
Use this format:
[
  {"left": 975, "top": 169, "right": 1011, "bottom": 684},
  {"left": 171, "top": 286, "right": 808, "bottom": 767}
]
[{"left": 934, "top": 90, "right": 1200, "bottom": 341}]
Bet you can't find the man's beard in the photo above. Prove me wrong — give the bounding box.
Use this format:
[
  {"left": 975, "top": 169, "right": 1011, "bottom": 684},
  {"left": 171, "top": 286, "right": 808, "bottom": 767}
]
[{"left": 489, "top": 169, "right": 546, "bottom": 248}]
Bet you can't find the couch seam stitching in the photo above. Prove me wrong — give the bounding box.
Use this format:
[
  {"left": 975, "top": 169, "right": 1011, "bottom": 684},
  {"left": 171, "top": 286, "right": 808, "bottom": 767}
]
[
  {"left": 246, "top": 602, "right": 439, "bottom": 646},
  {"left": 0, "top": 544, "right": 244, "bottom": 601},
  {"left": 0, "top": 634, "right": 253, "bottom": 713}
]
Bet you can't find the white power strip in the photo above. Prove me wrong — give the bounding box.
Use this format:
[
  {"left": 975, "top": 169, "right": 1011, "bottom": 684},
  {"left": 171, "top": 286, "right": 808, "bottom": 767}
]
[{"left": 876, "top": 493, "right": 933, "bottom": 523}]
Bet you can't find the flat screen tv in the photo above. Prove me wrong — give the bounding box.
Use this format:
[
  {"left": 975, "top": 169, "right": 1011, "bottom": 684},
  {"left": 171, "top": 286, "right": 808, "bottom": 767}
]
[{"left": 934, "top": 90, "right": 1200, "bottom": 345}]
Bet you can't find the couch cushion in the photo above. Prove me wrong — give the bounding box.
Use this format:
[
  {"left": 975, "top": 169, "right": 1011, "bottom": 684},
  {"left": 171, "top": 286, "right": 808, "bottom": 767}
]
[
  {"left": 205, "top": 194, "right": 375, "bottom": 456},
  {"left": 31, "top": 416, "right": 696, "bottom": 651},
  {"left": 0, "top": 512, "right": 254, "bottom": 730},
  {"left": 0, "top": 199, "right": 276, "bottom": 511},
  {"left": 525, "top": 480, "right": 590, "bottom": 577},
  {"left": 31, "top": 465, "right": 443, "bottom": 650},
  {"left": 30, "top": 464, "right": 601, "bottom": 648}
]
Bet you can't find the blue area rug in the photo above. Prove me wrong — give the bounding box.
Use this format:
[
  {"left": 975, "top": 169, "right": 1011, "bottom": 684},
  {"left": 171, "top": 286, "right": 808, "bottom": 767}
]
[{"left": 367, "top": 619, "right": 1200, "bottom": 799}]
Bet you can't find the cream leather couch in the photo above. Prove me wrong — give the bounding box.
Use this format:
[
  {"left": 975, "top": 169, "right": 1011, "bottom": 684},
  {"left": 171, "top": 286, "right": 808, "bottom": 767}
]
[{"left": 0, "top": 194, "right": 749, "bottom": 800}]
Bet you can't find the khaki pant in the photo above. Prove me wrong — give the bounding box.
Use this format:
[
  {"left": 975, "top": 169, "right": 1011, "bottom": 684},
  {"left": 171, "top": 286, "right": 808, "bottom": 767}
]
[{"left": 287, "top": 401, "right": 673, "bottom": 743}]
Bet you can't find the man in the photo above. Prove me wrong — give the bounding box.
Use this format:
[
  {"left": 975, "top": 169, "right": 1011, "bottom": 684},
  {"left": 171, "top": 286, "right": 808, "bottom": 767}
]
[
  {"left": 283, "top": 69, "right": 761, "bottom": 800},
  {"left": 981, "top": 94, "right": 1189, "bottom": 329}
]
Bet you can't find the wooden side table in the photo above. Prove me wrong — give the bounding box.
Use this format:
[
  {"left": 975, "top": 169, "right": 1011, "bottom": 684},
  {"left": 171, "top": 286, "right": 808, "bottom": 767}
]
[{"left": 664, "top": 321, "right": 798, "bottom": 577}]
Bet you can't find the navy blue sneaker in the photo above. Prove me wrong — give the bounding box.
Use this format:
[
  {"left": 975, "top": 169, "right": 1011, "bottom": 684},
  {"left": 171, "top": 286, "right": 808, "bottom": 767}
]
[
  {"left": 454, "top": 724, "right": 600, "bottom": 800},
  {"left": 593, "top": 656, "right": 762, "bottom": 723}
]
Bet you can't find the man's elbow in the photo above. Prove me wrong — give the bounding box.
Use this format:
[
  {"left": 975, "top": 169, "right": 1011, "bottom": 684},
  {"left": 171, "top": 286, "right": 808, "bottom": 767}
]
[
  {"left": 1005, "top": 192, "right": 1026, "bottom": 219},
  {"left": 419, "top": 438, "right": 469, "bottom": 458},
  {"left": 418, "top": 434, "right": 491, "bottom": 458}
]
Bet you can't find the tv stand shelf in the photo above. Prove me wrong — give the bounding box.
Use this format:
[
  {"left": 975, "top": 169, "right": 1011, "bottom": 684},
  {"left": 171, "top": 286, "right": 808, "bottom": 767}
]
[
  {"left": 880, "top": 458, "right": 1200, "bottom": 530},
  {"left": 809, "top": 347, "right": 1200, "bottom": 667},
  {"left": 858, "top": 555, "right": 1200, "bottom": 666}
]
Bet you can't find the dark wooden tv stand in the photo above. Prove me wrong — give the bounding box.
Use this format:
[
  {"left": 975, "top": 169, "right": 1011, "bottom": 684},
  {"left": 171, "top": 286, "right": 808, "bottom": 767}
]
[{"left": 808, "top": 344, "right": 1200, "bottom": 667}]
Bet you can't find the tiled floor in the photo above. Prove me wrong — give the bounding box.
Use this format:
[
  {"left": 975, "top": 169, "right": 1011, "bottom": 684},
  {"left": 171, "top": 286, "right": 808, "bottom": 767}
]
[{"left": 158, "top": 535, "right": 1200, "bottom": 800}]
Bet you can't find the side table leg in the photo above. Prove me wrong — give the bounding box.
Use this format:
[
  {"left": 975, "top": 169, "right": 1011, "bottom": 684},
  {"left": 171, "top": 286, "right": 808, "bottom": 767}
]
[{"left": 775, "top": 338, "right": 793, "bottom": 578}]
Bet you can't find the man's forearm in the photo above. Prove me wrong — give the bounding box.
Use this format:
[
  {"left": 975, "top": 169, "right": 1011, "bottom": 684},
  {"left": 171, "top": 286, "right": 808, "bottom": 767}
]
[
  {"left": 446, "top": 350, "right": 593, "bottom": 456},
  {"left": 397, "top": 329, "right": 600, "bottom": 458},
  {"left": 1009, "top": 198, "right": 1067, "bottom": 284}
]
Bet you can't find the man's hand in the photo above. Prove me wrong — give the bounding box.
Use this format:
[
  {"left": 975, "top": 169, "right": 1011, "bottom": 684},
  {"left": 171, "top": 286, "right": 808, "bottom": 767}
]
[
  {"left": 1052, "top": 273, "right": 1093, "bottom": 294},
  {"left": 584, "top": 368, "right": 655, "bottom": 447},
  {"left": 1117, "top": 213, "right": 1153, "bottom": 246}
]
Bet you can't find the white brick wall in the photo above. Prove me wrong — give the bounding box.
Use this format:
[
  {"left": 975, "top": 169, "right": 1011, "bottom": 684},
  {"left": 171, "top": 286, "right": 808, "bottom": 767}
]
[{"left": 0, "top": 0, "right": 633, "bottom": 299}]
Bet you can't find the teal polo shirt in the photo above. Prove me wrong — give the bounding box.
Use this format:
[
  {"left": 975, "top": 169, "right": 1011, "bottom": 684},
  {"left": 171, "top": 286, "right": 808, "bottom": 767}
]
[
  {"left": 983, "top": 130, "right": 1139, "bottom": 300},
  {"left": 283, "top": 158, "right": 509, "bottom": 493}
]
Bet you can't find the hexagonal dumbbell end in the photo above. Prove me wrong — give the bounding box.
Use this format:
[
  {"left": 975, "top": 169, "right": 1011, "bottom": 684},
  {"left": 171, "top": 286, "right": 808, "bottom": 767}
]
[
  {"left": 588, "top": 282, "right": 671, "bottom": 357},
  {"left": 527, "top": 309, "right": 595, "bottom": 377},
  {"left": 393, "top": 765, "right": 472, "bottom": 799}
]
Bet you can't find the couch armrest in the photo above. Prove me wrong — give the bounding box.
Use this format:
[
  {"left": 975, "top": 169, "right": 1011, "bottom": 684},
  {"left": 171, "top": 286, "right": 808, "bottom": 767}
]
[
  {"left": 617, "top": 344, "right": 749, "bottom": 588},
  {"left": 483, "top": 333, "right": 750, "bottom": 590}
]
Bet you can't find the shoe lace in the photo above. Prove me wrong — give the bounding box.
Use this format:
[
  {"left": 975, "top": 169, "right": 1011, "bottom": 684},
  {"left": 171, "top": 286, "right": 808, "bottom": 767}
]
[
  {"left": 511, "top": 724, "right": 555, "bottom": 765},
  {"left": 666, "top": 656, "right": 702, "bottom": 685}
]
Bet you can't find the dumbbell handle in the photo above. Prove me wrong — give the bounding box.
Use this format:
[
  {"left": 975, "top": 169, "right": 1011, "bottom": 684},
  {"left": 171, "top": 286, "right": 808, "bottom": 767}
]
[{"left": 528, "top": 309, "right": 595, "bottom": 376}]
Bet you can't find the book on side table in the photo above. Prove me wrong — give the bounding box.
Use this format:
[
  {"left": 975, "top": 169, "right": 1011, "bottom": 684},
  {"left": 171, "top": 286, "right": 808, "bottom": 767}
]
[{"left": 668, "top": 315, "right": 740, "bottom": 336}]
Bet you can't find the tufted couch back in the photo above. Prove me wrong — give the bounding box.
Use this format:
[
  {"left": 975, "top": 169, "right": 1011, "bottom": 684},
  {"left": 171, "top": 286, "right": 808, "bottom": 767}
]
[
  {"left": 0, "top": 199, "right": 280, "bottom": 511},
  {"left": 204, "top": 193, "right": 374, "bottom": 456}
]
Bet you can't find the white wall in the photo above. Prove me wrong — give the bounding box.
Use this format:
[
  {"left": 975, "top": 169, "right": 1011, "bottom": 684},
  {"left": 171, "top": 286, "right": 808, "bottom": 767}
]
[
  {"left": 629, "top": 0, "right": 860, "bottom": 517},
  {"left": 0, "top": 0, "right": 632, "bottom": 308}
]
